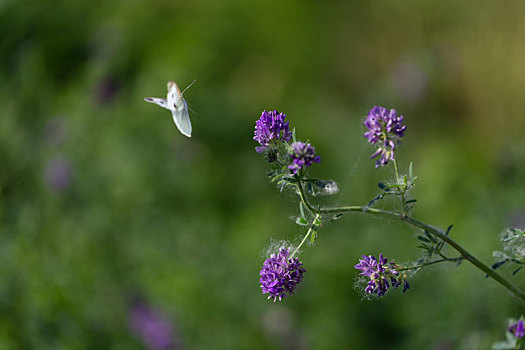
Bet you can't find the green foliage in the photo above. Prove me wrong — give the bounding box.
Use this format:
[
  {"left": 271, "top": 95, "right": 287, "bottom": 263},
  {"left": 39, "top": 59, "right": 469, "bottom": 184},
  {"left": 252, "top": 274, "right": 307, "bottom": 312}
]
[{"left": 1, "top": 0, "right": 525, "bottom": 349}]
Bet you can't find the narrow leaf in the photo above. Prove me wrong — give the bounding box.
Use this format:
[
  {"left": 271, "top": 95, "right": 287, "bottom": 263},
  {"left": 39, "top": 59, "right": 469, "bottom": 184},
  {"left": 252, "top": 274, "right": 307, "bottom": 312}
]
[
  {"left": 417, "top": 244, "right": 431, "bottom": 251},
  {"left": 299, "top": 201, "right": 306, "bottom": 219},
  {"left": 512, "top": 265, "right": 523, "bottom": 275},
  {"left": 491, "top": 260, "right": 507, "bottom": 270},
  {"left": 424, "top": 231, "right": 437, "bottom": 243},
  {"left": 310, "top": 231, "right": 318, "bottom": 244},
  {"left": 417, "top": 235, "right": 431, "bottom": 243}
]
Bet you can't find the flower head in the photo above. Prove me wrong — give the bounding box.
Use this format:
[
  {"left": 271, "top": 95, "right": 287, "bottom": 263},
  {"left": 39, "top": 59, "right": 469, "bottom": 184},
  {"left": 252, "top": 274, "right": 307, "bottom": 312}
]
[
  {"left": 260, "top": 247, "right": 306, "bottom": 302},
  {"left": 364, "top": 106, "right": 406, "bottom": 167},
  {"left": 509, "top": 320, "right": 525, "bottom": 338},
  {"left": 288, "top": 141, "right": 321, "bottom": 175},
  {"left": 254, "top": 110, "right": 292, "bottom": 153},
  {"left": 354, "top": 254, "right": 409, "bottom": 297}
]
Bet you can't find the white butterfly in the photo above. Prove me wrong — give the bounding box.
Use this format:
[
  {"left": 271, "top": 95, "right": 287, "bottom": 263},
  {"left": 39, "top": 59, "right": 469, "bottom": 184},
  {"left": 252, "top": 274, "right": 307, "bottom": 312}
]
[{"left": 144, "top": 80, "right": 196, "bottom": 137}]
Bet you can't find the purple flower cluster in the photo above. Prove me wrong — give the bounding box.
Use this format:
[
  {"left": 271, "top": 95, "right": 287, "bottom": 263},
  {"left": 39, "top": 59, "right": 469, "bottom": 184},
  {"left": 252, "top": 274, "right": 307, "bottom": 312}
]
[
  {"left": 288, "top": 141, "right": 321, "bottom": 175},
  {"left": 509, "top": 320, "right": 525, "bottom": 338},
  {"left": 363, "top": 106, "right": 406, "bottom": 167},
  {"left": 254, "top": 110, "right": 292, "bottom": 153},
  {"left": 260, "top": 247, "right": 306, "bottom": 302},
  {"left": 354, "top": 254, "right": 409, "bottom": 297}
]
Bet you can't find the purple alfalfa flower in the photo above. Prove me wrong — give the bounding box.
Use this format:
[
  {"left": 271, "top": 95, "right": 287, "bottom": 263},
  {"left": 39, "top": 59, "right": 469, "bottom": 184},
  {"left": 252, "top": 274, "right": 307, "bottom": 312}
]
[
  {"left": 254, "top": 110, "right": 293, "bottom": 153},
  {"left": 288, "top": 141, "right": 321, "bottom": 175},
  {"left": 129, "top": 302, "right": 179, "bottom": 350},
  {"left": 363, "top": 106, "right": 406, "bottom": 168},
  {"left": 354, "top": 254, "right": 409, "bottom": 298},
  {"left": 260, "top": 247, "right": 306, "bottom": 302},
  {"left": 509, "top": 319, "right": 525, "bottom": 338}
]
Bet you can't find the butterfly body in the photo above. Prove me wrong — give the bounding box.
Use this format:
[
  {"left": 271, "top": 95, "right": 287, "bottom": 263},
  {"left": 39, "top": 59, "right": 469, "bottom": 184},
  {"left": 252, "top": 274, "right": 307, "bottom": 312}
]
[{"left": 144, "top": 81, "right": 193, "bottom": 137}]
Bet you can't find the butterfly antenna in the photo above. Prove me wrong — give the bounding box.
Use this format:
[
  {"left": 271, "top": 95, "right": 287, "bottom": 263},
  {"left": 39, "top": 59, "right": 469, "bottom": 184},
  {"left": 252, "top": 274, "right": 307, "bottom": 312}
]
[
  {"left": 181, "top": 80, "right": 197, "bottom": 96},
  {"left": 188, "top": 105, "right": 197, "bottom": 115}
]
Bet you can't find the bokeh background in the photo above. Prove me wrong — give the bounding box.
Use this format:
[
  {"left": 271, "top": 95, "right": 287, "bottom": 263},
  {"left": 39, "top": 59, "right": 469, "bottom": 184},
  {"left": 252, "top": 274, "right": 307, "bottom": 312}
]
[{"left": 1, "top": 0, "right": 525, "bottom": 349}]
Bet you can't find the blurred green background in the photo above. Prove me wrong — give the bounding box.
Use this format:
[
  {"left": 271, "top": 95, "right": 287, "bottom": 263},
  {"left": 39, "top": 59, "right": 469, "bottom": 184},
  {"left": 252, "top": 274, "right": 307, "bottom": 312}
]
[{"left": 1, "top": 0, "right": 525, "bottom": 349}]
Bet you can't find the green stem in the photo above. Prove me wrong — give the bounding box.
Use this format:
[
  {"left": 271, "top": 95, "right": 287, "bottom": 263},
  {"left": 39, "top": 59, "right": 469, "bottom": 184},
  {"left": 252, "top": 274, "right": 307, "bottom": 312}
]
[
  {"left": 393, "top": 158, "right": 400, "bottom": 183},
  {"left": 296, "top": 183, "right": 525, "bottom": 302},
  {"left": 398, "top": 257, "right": 463, "bottom": 272},
  {"left": 290, "top": 214, "right": 320, "bottom": 259},
  {"left": 391, "top": 159, "right": 409, "bottom": 213},
  {"left": 296, "top": 182, "right": 318, "bottom": 214}
]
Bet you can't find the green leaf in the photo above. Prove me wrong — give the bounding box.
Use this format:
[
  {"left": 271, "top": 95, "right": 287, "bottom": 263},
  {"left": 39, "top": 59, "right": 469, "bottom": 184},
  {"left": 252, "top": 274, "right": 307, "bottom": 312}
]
[
  {"left": 417, "top": 235, "right": 431, "bottom": 243},
  {"left": 417, "top": 244, "right": 431, "bottom": 251},
  {"left": 409, "top": 162, "right": 413, "bottom": 180},
  {"left": 512, "top": 265, "right": 523, "bottom": 275},
  {"left": 445, "top": 225, "right": 453, "bottom": 235},
  {"left": 283, "top": 176, "right": 298, "bottom": 183},
  {"left": 292, "top": 127, "right": 297, "bottom": 143},
  {"left": 491, "top": 261, "right": 507, "bottom": 270},
  {"left": 299, "top": 202, "right": 306, "bottom": 220},
  {"left": 329, "top": 213, "right": 343, "bottom": 222},
  {"left": 296, "top": 217, "right": 308, "bottom": 226},
  {"left": 310, "top": 230, "right": 318, "bottom": 244},
  {"left": 424, "top": 231, "right": 436, "bottom": 242}
]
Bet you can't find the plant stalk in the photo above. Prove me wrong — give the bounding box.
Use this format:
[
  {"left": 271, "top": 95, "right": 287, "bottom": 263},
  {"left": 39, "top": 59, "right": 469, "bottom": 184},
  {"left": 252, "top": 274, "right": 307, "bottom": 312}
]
[
  {"left": 295, "top": 182, "right": 525, "bottom": 302},
  {"left": 290, "top": 214, "right": 320, "bottom": 259}
]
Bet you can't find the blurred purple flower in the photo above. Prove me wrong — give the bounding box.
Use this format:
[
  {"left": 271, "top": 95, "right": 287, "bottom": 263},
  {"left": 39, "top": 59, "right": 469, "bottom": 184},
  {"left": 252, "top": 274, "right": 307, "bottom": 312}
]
[
  {"left": 44, "top": 156, "right": 71, "bottom": 191},
  {"left": 260, "top": 247, "right": 305, "bottom": 302},
  {"left": 129, "top": 302, "right": 178, "bottom": 350},
  {"left": 288, "top": 141, "right": 321, "bottom": 175},
  {"left": 254, "top": 110, "right": 292, "bottom": 153},
  {"left": 509, "top": 320, "right": 525, "bottom": 338},
  {"left": 364, "top": 106, "right": 406, "bottom": 167},
  {"left": 354, "top": 254, "right": 409, "bottom": 297},
  {"left": 94, "top": 77, "right": 119, "bottom": 105}
]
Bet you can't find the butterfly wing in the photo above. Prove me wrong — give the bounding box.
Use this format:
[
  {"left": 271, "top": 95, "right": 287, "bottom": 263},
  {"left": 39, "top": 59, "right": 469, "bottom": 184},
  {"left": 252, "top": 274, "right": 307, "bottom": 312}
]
[
  {"left": 144, "top": 97, "right": 168, "bottom": 109},
  {"left": 171, "top": 99, "right": 192, "bottom": 137}
]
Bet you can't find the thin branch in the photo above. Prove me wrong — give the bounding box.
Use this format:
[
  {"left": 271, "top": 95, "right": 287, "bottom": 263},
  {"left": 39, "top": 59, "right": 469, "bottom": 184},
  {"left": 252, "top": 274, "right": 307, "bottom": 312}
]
[{"left": 296, "top": 181, "right": 525, "bottom": 303}]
